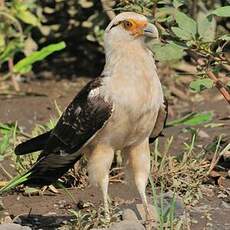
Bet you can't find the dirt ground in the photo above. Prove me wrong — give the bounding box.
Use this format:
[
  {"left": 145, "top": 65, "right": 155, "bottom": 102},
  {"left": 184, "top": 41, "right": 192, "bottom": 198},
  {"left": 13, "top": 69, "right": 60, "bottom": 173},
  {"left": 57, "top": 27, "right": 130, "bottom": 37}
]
[{"left": 0, "top": 79, "right": 230, "bottom": 229}]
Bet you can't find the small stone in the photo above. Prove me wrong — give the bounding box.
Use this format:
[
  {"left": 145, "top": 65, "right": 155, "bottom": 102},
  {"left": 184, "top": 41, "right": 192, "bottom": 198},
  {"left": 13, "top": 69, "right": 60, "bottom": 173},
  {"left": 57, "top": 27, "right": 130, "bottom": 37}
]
[
  {"left": 123, "top": 209, "right": 138, "bottom": 221},
  {"left": 44, "top": 212, "right": 57, "bottom": 216},
  {"left": 3, "top": 216, "right": 13, "bottom": 224},
  {"left": 217, "top": 192, "right": 227, "bottom": 198},
  {"left": 198, "top": 130, "right": 210, "bottom": 139},
  {"left": 109, "top": 220, "right": 145, "bottom": 230},
  {"left": 159, "top": 191, "right": 185, "bottom": 217},
  {"left": 0, "top": 223, "right": 31, "bottom": 230},
  {"left": 221, "top": 201, "right": 230, "bottom": 209},
  {"left": 0, "top": 199, "right": 4, "bottom": 211}
]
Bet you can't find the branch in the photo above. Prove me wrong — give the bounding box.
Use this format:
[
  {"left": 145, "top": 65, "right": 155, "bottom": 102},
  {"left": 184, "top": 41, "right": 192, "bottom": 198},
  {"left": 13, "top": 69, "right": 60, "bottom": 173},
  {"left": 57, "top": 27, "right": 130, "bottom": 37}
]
[
  {"left": 101, "top": 0, "right": 116, "bottom": 21},
  {"left": 187, "top": 50, "right": 230, "bottom": 105},
  {"left": 206, "top": 70, "right": 230, "bottom": 104},
  {"left": 8, "top": 58, "right": 20, "bottom": 92}
]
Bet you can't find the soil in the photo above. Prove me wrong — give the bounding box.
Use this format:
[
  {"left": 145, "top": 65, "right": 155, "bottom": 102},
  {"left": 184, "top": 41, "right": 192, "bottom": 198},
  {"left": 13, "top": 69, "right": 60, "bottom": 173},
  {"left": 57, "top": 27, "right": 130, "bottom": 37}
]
[{"left": 0, "top": 79, "right": 229, "bottom": 229}]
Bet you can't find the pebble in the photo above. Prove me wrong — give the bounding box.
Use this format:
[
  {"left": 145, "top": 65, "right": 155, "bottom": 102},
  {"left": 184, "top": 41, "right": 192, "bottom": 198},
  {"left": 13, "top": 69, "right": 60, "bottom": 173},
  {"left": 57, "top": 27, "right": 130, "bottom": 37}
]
[
  {"left": 0, "top": 223, "right": 31, "bottom": 230},
  {"left": 158, "top": 191, "right": 185, "bottom": 217},
  {"left": 221, "top": 201, "right": 230, "bottom": 209},
  {"left": 122, "top": 209, "right": 138, "bottom": 221},
  {"left": 109, "top": 220, "right": 145, "bottom": 230},
  {"left": 0, "top": 200, "right": 4, "bottom": 211},
  {"left": 198, "top": 130, "right": 210, "bottom": 139}
]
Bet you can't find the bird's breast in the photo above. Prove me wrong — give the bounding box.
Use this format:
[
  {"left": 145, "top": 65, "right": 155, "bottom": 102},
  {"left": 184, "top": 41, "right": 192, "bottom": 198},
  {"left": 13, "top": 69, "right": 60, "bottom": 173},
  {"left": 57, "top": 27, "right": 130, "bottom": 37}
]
[{"left": 96, "top": 68, "right": 163, "bottom": 149}]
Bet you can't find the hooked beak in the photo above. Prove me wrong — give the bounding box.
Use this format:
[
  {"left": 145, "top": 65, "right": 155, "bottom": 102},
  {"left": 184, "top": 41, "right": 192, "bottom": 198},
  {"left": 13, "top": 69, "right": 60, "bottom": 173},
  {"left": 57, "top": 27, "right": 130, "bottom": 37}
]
[{"left": 143, "top": 23, "right": 159, "bottom": 39}]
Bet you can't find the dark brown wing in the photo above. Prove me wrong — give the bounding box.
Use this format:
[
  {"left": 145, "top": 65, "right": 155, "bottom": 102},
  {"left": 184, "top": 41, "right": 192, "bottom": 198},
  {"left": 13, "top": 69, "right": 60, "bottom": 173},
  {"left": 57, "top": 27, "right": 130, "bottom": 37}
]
[
  {"left": 149, "top": 99, "right": 168, "bottom": 143},
  {"left": 25, "top": 78, "right": 113, "bottom": 186}
]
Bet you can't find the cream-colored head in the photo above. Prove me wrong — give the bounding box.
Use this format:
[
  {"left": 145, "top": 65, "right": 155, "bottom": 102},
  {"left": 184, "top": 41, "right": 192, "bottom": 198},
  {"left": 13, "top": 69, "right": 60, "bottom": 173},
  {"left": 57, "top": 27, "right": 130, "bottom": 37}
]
[{"left": 104, "top": 12, "right": 158, "bottom": 50}]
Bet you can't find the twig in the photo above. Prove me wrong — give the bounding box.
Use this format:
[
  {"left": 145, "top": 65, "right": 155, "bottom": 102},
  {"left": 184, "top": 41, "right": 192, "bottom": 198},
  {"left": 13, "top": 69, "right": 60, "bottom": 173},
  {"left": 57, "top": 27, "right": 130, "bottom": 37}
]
[
  {"left": 206, "top": 70, "right": 230, "bottom": 104},
  {"left": 207, "top": 143, "right": 230, "bottom": 175},
  {"left": 187, "top": 50, "right": 230, "bottom": 105},
  {"left": 8, "top": 58, "right": 20, "bottom": 92},
  {"left": 0, "top": 163, "right": 12, "bottom": 179},
  {"left": 0, "top": 0, "right": 5, "bottom": 8},
  {"left": 152, "top": 1, "right": 157, "bottom": 18},
  {"left": 101, "top": 0, "right": 116, "bottom": 20}
]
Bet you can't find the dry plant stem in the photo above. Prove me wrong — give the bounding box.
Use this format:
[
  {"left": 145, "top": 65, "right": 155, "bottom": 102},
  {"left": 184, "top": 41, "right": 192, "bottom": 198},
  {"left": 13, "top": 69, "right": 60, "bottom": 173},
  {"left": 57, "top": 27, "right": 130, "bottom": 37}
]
[
  {"left": 188, "top": 50, "right": 230, "bottom": 105},
  {"left": 0, "top": 0, "right": 5, "bottom": 7},
  {"left": 206, "top": 70, "right": 230, "bottom": 104},
  {"left": 101, "top": 0, "right": 116, "bottom": 20},
  {"left": 152, "top": 1, "right": 157, "bottom": 18},
  {"left": 207, "top": 143, "right": 230, "bottom": 175},
  {"left": 0, "top": 163, "right": 12, "bottom": 179},
  {"left": 8, "top": 58, "right": 20, "bottom": 92}
]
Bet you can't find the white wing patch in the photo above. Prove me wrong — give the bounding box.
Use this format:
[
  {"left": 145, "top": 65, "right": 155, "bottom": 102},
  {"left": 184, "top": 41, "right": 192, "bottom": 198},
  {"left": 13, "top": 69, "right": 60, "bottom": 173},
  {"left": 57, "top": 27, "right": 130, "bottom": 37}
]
[{"left": 88, "top": 87, "right": 100, "bottom": 99}]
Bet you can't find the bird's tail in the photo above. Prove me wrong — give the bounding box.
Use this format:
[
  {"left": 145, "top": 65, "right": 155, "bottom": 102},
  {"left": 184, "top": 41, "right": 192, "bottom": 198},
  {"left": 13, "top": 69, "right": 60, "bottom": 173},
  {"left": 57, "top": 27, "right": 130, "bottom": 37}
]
[
  {"left": 0, "top": 150, "right": 83, "bottom": 194},
  {"left": 0, "top": 171, "right": 32, "bottom": 194},
  {"left": 15, "top": 131, "right": 51, "bottom": 155}
]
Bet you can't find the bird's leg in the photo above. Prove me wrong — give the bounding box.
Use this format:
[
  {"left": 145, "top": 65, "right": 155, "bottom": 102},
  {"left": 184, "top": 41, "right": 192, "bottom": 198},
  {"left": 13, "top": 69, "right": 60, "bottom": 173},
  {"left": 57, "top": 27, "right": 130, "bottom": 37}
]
[
  {"left": 126, "top": 139, "right": 152, "bottom": 222},
  {"left": 100, "top": 175, "right": 110, "bottom": 220},
  {"left": 87, "top": 145, "right": 114, "bottom": 221}
]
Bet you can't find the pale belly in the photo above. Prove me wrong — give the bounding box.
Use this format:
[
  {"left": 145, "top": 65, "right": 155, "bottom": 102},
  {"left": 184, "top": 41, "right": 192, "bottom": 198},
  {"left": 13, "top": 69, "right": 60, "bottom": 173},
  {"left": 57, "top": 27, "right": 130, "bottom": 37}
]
[{"left": 89, "top": 95, "right": 160, "bottom": 150}]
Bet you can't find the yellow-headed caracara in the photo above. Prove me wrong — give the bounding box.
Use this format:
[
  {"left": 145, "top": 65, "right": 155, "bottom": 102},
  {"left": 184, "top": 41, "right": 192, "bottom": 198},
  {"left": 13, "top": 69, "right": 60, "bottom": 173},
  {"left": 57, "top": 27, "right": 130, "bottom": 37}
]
[{"left": 4, "top": 12, "right": 167, "bottom": 220}]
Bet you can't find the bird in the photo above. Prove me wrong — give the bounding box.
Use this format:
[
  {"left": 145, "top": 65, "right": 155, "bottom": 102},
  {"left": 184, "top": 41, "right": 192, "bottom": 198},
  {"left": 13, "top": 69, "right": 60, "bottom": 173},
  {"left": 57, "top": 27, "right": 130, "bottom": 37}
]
[{"left": 2, "top": 12, "right": 167, "bottom": 221}]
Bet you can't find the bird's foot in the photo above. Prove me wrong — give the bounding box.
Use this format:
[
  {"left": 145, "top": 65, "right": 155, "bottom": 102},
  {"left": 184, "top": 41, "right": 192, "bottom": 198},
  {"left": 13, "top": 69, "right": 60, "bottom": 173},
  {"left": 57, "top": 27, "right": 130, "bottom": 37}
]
[{"left": 144, "top": 218, "right": 156, "bottom": 230}]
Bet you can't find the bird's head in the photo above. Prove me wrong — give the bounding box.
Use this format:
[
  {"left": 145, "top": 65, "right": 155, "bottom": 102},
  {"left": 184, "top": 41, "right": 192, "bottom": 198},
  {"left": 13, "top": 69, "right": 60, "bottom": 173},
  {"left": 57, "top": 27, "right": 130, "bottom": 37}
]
[{"left": 104, "top": 12, "right": 158, "bottom": 49}]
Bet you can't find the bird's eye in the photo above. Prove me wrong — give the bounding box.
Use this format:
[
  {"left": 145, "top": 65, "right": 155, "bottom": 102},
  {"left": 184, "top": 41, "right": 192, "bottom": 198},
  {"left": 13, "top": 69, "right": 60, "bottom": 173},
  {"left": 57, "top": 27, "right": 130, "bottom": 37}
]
[{"left": 123, "top": 20, "right": 133, "bottom": 30}]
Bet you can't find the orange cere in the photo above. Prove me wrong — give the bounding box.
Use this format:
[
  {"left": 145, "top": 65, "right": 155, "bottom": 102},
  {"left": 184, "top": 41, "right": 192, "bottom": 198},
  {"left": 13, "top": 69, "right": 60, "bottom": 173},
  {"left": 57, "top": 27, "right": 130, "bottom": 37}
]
[{"left": 128, "top": 19, "right": 147, "bottom": 36}]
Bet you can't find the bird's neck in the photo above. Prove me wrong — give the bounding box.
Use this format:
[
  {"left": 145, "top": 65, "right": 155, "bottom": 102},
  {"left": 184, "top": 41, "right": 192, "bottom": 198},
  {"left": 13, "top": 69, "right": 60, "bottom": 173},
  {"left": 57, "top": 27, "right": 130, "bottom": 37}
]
[{"left": 102, "top": 40, "right": 154, "bottom": 77}]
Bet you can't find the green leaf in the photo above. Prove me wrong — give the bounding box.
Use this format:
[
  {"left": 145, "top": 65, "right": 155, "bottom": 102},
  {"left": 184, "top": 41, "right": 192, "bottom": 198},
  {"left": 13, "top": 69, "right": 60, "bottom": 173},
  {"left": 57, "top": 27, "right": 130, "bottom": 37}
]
[
  {"left": 173, "top": 0, "right": 185, "bottom": 8},
  {"left": 167, "top": 111, "right": 213, "bottom": 126},
  {"left": 197, "top": 13, "right": 216, "bottom": 42},
  {"left": 0, "top": 34, "right": 5, "bottom": 50},
  {"left": 14, "top": 42, "right": 66, "bottom": 74},
  {"left": 0, "top": 171, "right": 32, "bottom": 194},
  {"left": 0, "top": 134, "right": 10, "bottom": 155},
  {"left": 211, "top": 6, "right": 230, "bottom": 17},
  {"left": 156, "top": 7, "right": 176, "bottom": 21},
  {"left": 151, "top": 43, "right": 184, "bottom": 61},
  {"left": 0, "top": 40, "right": 22, "bottom": 63},
  {"left": 171, "top": 27, "right": 192, "bottom": 40},
  {"left": 17, "top": 9, "right": 40, "bottom": 26},
  {"left": 175, "top": 11, "right": 197, "bottom": 38},
  {"left": 18, "top": 65, "right": 32, "bottom": 74},
  {"left": 182, "top": 112, "right": 213, "bottom": 126},
  {"left": 218, "top": 34, "right": 230, "bottom": 41},
  {"left": 189, "top": 78, "right": 214, "bottom": 92}
]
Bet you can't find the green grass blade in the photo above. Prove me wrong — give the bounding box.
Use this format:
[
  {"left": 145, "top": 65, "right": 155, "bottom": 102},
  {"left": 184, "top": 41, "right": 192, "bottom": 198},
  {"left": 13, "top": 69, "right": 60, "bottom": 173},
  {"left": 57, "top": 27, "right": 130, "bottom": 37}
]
[
  {"left": 0, "top": 171, "right": 31, "bottom": 194},
  {"left": 14, "top": 41, "right": 66, "bottom": 74}
]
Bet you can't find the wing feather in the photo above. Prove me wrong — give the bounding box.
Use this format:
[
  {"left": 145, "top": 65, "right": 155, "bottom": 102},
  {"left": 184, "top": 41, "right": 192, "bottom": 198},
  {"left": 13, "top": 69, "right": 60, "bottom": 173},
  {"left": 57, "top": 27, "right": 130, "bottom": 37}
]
[
  {"left": 149, "top": 99, "right": 168, "bottom": 143},
  {"left": 25, "top": 78, "right": 113, "bottom": 186}
]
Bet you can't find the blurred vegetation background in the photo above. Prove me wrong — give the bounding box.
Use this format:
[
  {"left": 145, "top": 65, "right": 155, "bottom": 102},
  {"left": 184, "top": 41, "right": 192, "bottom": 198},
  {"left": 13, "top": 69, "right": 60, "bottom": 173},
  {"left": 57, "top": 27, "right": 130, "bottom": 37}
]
[{"left": 0, "top": 0, "right": 229, "bottom": 98}]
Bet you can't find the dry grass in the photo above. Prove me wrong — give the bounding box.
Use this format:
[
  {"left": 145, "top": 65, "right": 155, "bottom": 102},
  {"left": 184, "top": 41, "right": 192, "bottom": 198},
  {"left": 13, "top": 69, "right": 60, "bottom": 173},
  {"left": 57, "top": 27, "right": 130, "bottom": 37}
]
[{"left": 150, "top": 135, "right": 210, "bottom": 205}]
